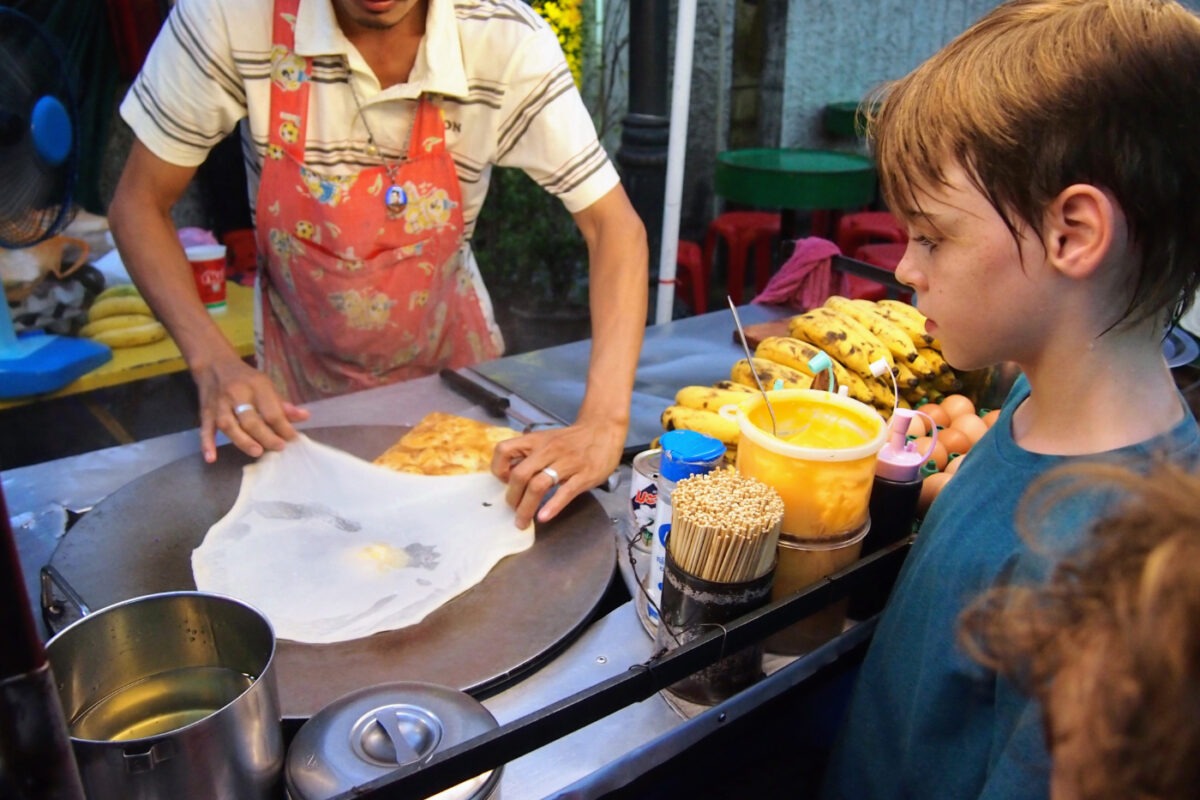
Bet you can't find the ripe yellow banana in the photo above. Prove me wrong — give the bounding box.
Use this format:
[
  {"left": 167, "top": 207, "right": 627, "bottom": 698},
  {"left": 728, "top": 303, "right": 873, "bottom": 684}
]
[
  {"left": 867, "top": 375, "right": 897, "bottom": 416},
  {"left": 876, "top": 299, "right": 941, "bottom": 350},
  {"left": 893, "top": 360, "right": 921, "bottom": 391},
  {"left": 88, "top": 294, "right": 154, "bottom": 321},
  {"left": 660, "top": 404, "right": 740, "bottom": 445},
  {"left": 86, "top": 320, "right": 168, "bottom": 349},
  {"left": 916, "top": 346, "right": 950, "bottom": 376},
  {"left": 754, "top": 336, "right": 850, "bottom": 389},
  {"left": 712, "top": 380, "right": 757, "bottom": 394},
  {"left": 730, "top": 357, "right": 813, "bottom": 391},
  {"left": 788, "top": 307, "right": 893, "bottom": 378},
  {"left": 832, "top": 297, "right": 936, "bottom": 378},
  {"left": 94, "top": 284, "right": 144, "bottom": 303},
  {"left": 675, "top": 384, "right": 758, "bottom": 413},
  {"left": 932, "top": 368, "right": 963, "bottom": 394},
  {"left": 78, "top": 313, "right": 158, "bottom": 338}
]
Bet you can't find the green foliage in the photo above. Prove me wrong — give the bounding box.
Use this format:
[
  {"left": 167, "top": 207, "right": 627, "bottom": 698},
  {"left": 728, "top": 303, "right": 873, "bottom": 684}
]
[{"left": 472, "top": 167, "right": 588, "bottom": 311}]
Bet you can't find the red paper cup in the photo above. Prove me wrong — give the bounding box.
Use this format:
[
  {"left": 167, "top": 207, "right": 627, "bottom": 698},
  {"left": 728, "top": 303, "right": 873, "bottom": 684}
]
[{"left": 186, "top": 244, "right": 228, "bottom": 313}]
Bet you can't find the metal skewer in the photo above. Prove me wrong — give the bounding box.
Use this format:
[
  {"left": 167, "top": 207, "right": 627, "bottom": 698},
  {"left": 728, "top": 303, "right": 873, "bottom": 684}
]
[{"left": 728, "top": 297, "right": 778, "bottom": 436}]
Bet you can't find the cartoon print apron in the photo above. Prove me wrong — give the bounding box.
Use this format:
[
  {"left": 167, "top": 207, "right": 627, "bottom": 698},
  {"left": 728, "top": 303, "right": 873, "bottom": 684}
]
[{"left": 255, "top": 0, "right": 500, "bottom": 402}]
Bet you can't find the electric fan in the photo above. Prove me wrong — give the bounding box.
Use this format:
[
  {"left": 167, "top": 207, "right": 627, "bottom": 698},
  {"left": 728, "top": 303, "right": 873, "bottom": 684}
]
[{"left": 0, "top": 6, "right": 110, "bottom": 399}]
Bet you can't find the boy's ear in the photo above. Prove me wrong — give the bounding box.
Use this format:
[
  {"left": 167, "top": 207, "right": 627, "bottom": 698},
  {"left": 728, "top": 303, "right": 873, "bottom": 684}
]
[{"left": 1042, "top": 184, "right": 1123, "bottom": 279}]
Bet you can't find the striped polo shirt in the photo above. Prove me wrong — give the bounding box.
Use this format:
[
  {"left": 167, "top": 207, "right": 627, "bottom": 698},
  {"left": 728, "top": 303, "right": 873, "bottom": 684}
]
[{"left": 119, "top": 0, "right": 619, "bottom": 240}]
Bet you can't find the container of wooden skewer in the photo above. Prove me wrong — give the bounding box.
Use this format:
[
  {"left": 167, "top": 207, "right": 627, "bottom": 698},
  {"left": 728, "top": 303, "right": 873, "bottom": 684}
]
[{"left": 653, "top": 468, "right": 784, "bottom": 706}]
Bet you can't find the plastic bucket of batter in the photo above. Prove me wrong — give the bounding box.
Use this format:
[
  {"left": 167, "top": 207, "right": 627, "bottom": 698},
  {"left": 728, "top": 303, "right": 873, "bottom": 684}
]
[{"left": 723, "top": 389, "right": 885, "bottom": 542}]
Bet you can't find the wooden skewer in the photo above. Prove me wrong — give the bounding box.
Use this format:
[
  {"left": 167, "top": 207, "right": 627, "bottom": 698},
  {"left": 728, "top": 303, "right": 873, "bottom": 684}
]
[{"left": 668, "top": 468, "right": 785, "bottom": 583}]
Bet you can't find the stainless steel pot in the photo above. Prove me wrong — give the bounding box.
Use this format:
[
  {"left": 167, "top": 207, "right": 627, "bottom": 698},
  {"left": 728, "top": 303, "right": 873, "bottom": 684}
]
[
  {"left": 45, "top": 591, "right": 283, "bottom": 800},
  {"left": 286, "top": 682, "right": 501, "bottom": 800}
]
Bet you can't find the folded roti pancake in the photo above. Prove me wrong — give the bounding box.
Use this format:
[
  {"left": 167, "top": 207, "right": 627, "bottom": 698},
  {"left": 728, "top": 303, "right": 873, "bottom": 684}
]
[
  {"left": 373, "top": 412, "right": 520, "bottom": 475},
  {"left": 193, "top": 434, "right": 534, "bottom": 644}
]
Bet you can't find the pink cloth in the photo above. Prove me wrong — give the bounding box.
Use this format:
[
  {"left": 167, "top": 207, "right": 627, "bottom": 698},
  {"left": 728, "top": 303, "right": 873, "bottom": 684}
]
[
  {"left": 177, "top": 227, "right": 220, "bottom": 248},
  {"left": 752, "top": 236, "right": 846, "bottom": 310}
]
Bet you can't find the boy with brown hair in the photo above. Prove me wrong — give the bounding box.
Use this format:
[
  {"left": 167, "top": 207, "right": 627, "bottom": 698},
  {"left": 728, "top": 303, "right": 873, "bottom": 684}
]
[{"left": 820, "top": 1, "right": 1200, "bottom": 797}]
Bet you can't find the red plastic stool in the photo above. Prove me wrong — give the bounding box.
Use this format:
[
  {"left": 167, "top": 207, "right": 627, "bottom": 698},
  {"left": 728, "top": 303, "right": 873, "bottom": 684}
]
[
  {"left": 835, "top": 210, "right": 906, "bottom": 256},
  {"left": 675, "top": 240, "right": 708, "bottom": 314},
  {"left": 703, "top": 211, "right": 781, "bottom": 305},
  {"left": 849, "top": 242, "right": 909, "bottom": 302}
]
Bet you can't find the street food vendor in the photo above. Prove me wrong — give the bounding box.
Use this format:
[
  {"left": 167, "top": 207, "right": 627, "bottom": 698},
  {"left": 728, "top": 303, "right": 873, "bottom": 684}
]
[{"left": 107, "top": 0, "right": 648, "bottom": 527}]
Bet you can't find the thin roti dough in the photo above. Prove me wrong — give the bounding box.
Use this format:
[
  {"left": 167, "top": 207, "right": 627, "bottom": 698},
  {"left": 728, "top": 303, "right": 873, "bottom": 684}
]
[
  {"left": 373, "top": 412, "right": 520, "bottom": 475},
  {"left": 193, "top": 435, "right": 533, "bottom": 643}
]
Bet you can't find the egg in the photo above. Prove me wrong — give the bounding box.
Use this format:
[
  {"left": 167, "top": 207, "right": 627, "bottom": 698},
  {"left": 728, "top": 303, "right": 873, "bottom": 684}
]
[
  {"left": 950, "top": 412, "right": 990, "bottom": 445},
  {"left": 920, "top": 402, "right": 952, "bottom": 430},
  {"left": 940, "top": 394, "right": 977, "bottom": 420},
  {"left": 935, "top": 427, "right": 972, "bottom": 457},
  {"left": 918, "top": 471, "right": 953, "bottom": 515},
  {"left": 944, "top": 452, "right": 966, "bottom": 475},
  {"left": 914, "top": 436, "right": 948, "bottom": 471},
  {"left": 982, "top": 408, "right": 1001, "bottom": 428}
]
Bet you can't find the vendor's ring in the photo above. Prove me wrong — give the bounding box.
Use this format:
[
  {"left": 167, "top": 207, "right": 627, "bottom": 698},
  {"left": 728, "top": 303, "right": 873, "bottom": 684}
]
[
  {"left": 234, "top": 403, "right": 256, "bottom": 416},
  {"left": 541, "top": 466, "right": 560, "bottom": 487}
]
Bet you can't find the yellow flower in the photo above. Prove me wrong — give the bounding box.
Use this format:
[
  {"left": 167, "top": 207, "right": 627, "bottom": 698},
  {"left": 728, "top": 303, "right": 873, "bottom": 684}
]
[{"left": 533, "top": 0, "right": 582, "bottom": 87}]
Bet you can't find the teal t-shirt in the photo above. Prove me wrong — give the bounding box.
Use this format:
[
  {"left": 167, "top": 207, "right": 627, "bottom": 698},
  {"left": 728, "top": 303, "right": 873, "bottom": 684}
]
[{"left": 821, "top": 376, "right": 1200, "bottom": 799}]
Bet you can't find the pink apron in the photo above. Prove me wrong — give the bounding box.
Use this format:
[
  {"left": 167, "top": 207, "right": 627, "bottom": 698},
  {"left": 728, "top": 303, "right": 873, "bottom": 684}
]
[{"left": 255, "top": 0, "right": 500, "bottom": 402}]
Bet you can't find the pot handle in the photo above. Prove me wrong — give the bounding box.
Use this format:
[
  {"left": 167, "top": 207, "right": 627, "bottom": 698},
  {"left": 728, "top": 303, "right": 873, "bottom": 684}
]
[
  {"left": 123, "top": 738, "right": 177, "bottom": 773},
  {"left": 40, "top": 564, "right": 90, "bottom": 635}
]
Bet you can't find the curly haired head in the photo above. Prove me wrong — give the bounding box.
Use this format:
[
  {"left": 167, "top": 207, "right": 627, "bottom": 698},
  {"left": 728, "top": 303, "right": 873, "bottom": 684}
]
[{"left": 960, "top": 462, "right": 1200, "bottom": 800}]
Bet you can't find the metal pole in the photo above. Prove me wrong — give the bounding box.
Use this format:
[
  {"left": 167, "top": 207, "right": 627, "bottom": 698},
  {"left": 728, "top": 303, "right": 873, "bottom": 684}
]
[
  {"left": 654, "top": 0, "right": 696, "bottom": 325},
  {"left": 0, "top": 485, "right": 85, "bottom": 799},
  {"left": 615, "top": 0, "right": 670, "bottom": 287}
]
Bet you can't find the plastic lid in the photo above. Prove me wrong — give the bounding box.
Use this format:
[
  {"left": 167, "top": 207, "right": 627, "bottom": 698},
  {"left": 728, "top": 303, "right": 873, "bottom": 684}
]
[
  {"left": 659, "top": 429, "right": 726, "bottom": 482},
  {"left": 286, "top": 682, "right": 500, "bottom": 800},
  {"left": 875, "top": 409, "right": 929, "bottom": 482}
]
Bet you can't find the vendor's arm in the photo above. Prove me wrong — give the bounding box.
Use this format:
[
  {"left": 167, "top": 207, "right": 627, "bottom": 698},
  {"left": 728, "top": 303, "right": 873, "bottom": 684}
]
[
  {"left": 494, "top": 184, "right": 652, "bottom": 527},
  {"left": 493, "top": 184, "right": 647, "bottom": 527},
  {"left": 108, "top": 141, "right": 309, "bottom": 462}
]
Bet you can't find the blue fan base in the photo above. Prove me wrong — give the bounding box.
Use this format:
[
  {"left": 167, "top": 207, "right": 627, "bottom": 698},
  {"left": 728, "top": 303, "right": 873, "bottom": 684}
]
[{"left": 0, "top": 332, "right": 111, "bottom": 398}]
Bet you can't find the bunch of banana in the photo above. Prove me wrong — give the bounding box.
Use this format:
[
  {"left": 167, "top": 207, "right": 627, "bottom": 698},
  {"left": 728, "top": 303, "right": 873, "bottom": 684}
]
[
  {"left": 729, "top": 357, "right": 813, "bottom": 392},
  {"left": 864, "top": 298, "right": 960, "bottom": 403},
  {"left": 778, "top": 306, "right": 896, "bottom": 413},
  {"left": 80, "top": 285, "right": 167, "bottom": 348}
]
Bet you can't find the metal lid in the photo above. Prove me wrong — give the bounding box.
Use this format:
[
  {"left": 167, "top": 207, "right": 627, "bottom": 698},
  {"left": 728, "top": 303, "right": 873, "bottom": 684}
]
[{"left": 286, "top": 682, "right": 501, "bottom": 800}]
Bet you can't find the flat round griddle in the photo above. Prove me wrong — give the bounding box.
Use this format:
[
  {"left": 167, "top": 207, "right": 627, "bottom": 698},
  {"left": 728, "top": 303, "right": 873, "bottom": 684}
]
[{"left": 48, "top": 426, "right": 616, "bottom": 718}]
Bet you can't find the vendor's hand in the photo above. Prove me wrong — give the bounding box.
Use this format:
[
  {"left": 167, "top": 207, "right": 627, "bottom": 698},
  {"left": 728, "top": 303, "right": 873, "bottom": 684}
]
[
  {"left": 492, "top": 419, "right": 626, "bottom": 528},
  {"left": 193, "top": 356, "right": 309, "bottom": 463}
]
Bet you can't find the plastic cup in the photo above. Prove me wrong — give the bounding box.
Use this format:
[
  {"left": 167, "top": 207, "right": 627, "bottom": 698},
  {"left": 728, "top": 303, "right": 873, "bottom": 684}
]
[
  {"left": 724, "top": 389, "right": 886, "bottom": 541},
  {"left": 765, "top": 522, "right": 869, "bottom": 655},
  {"left": 186, "top": 244, "right": 228, "bottom": 314}
]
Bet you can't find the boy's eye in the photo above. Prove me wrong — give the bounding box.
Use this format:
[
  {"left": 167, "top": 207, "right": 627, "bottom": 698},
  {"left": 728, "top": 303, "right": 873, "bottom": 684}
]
[{"left": 910, "top": 234, "right": 938, "bottom": 251}]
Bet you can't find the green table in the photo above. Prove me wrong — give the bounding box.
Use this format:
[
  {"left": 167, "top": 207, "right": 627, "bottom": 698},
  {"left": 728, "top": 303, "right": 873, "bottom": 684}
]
[{"left": 713, "top": 148, "right": 877, "bottom": 242}]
